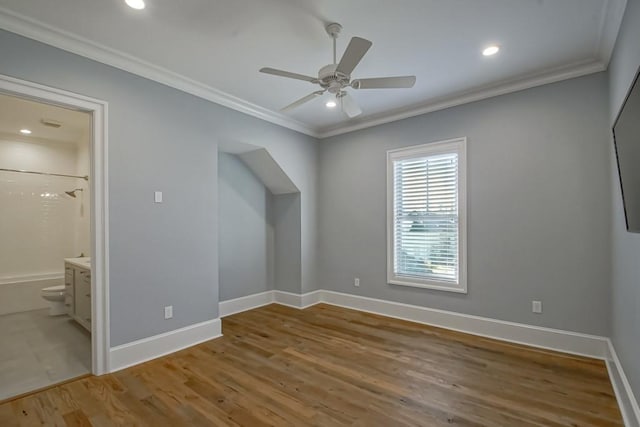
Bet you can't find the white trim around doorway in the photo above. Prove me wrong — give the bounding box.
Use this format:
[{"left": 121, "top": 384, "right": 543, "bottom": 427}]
[{"left": 0, "top": 73, "right": 110, "bottom": 375}]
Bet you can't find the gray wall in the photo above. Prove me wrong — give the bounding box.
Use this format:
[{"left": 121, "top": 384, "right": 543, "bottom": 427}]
[
  {"left": 608, "top": 0, "right": 640, "bottom": 405},
  {"left": 218, "top": 153, "right": 274, "bottom": 301},
  {"left": 0, "top": 29, "right": 318, "bottom": 346},
  {"left": 318, "top": 73, "right": 611, "bottom": 336},
  {"left": 274, "top": 193, "right": 302, "bottom": 293}
]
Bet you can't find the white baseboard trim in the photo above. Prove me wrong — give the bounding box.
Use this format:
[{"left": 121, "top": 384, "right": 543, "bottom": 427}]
[
  {"left": 319, "top": 290, "right": 610, "bottom": 360},
  {"left": 273, "top": 290, "right": 322, "bottom": 309},
  {"left": 109, "top": 318, "right": 222, "bottom": 373},
  {"left": 219, "top": 291, "right": 274, "bottom": 317},
  {"left": 606, "top": 339, "right": 640, "bottom": 427},
  {"left": 219, "top": 290, "right": 322, "bottom": 313}
]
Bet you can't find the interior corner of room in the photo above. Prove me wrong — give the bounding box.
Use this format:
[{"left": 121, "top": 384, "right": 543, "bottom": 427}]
[{"left": 0, "top": 0, "right": 639, "bottom": 425}]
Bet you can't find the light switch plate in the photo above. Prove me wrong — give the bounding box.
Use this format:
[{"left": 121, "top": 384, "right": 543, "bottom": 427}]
[
  {"left": 164, "top": 305, "right": 173, "bottom": 319},
  {"left": 154, "top": 191, "right": 163, "bottom": 203}
]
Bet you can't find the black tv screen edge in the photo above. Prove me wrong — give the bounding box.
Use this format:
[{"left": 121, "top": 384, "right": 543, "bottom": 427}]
[{"left": 613, "top": 64, "right": 640, "bottom": 233}]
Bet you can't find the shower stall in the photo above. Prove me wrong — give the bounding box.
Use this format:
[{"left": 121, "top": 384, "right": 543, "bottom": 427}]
[
  {"left": 0, "top": 164, "right": 90, "bottom": 315},
  {"left": 0, "top": 135, "right": 90, "bottom": 315}
]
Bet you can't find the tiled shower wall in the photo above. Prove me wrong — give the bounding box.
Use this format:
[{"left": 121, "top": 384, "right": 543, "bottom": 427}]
[{"left": 0, "top": 137, "right": 89, "bottom": 315}]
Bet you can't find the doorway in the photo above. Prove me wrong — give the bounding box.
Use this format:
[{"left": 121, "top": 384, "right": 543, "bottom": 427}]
[{"left": 0, "top": 74, "right": 109, "bottom": 400}]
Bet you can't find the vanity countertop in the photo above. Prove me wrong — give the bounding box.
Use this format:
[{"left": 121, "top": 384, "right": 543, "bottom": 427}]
[{"left": 65, "top": 257, "right": 91, "bottom": 270}]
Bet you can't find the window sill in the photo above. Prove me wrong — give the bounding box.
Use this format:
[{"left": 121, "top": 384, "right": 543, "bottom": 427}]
[{"left": 388, "top": 277, "right": 467, "bottom": 294}]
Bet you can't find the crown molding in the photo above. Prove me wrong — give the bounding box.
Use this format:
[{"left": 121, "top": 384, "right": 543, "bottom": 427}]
[
  {"left": 0, "top": 2, "right": 624, "bottom": 141},
  {"left": 0, "top": 7, "right": 319, "bottom": 138},
  {"left": 317, "top": 59, "right": 606, "bottom": 138},
  {"left": 318, "top": 0, "right": 625, "bottom": 139}
]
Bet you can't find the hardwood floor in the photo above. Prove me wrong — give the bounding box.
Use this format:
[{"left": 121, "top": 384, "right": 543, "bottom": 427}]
[{"left": 0, "top": 303, "right": 623, "bottom": 426}]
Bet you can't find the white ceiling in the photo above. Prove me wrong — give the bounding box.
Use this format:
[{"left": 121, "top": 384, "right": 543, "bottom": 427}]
[
  {"left": 0, "top": 93, "right": 90, "bottom": 145},
  {"left": 0, "top": 0, "right": 627, "bottom": 137}
]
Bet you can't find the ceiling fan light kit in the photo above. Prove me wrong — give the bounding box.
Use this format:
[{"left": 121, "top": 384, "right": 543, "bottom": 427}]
[{"left": 260, "top": 22, "right": 416, "bottom": 118}]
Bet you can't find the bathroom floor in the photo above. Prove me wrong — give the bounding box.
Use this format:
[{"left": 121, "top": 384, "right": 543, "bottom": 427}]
[{"left": 0, "top": 309, "right": 91, "bottom": 401}]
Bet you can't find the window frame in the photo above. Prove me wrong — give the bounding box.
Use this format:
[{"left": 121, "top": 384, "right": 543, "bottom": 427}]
[{"left": 386, "top": 137, "right": 468, "bottom": 294}]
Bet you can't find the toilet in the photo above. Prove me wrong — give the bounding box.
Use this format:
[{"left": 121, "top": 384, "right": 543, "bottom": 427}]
[{"left": 41, "top": 285, "right": 66, "bottom": 316}]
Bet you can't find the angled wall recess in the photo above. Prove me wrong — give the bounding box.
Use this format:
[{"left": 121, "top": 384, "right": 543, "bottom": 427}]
[
  {"left": 237, "top": 149, "right": 299, "bottom": 195},
  {"left": 218, "top": 144, "right": 302, "bottom": 305}
]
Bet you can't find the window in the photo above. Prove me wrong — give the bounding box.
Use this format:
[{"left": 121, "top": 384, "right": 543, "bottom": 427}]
[{"left": 387, "top": 138, "right": 467, "bottom": 293}]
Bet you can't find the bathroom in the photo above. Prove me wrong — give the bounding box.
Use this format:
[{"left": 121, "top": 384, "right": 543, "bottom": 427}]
[{"left": 0, "top": 93, "right": 92, "bottom": 400}]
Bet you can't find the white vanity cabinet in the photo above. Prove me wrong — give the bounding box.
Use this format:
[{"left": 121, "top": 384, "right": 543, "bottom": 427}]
[{"left": 64, "top": 259, "right": 92, "bottom": 332}]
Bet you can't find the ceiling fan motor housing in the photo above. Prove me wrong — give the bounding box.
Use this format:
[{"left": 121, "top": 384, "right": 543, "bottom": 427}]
[{"left": 318, "top": 64, "right": 350, "bottom": 94}]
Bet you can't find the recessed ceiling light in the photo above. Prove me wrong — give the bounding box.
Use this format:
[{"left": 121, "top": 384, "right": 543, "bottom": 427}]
[
  {"left": 326, "top": 100, "right": 337, "bottom": 108},
  {"left": 483, "top": 45, "right": 500, "bottom": 56},
  {"left": 125, "top": 0, "right": 145, "bottom": 10},
  {"left": 19, "top": 129, "right": 32, "bottom": 135}
]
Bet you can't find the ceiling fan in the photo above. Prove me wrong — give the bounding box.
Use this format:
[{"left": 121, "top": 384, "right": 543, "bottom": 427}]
[{"left": 259, "top": 23, "right": 416, "bottom": 118}]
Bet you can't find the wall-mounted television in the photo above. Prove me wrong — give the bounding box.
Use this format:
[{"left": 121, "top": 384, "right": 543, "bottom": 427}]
[{"left": 613, "top": 65, "right": 640, "bottom": 233}]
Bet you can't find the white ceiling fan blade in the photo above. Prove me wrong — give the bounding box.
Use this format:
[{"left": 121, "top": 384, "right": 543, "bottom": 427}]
[
  {"left": 281, "top": 91, "right": 324, "bottom": 112},
  {"left": 352, "top": 76, "right": 416, "bottom": 89},
  {"left": 260, "top": 67, "right": 318, "bottom": 83},
  {"left": 340, "top": 92, "right": 362, "bottom": 118},
  {"left": 335, "top": 37, "right": 372, "bottom": 76}
]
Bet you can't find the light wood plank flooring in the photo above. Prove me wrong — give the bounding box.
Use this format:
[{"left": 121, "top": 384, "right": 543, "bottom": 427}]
[{"left": 0, "top": 303, "right": 623, "bottom": 426}]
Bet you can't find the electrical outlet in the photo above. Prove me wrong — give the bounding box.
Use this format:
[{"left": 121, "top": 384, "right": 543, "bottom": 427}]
[
  {"left": 354, "top": 277, "right": 360, "bottom": 287},
  {"left": 164, "top": 305, "right": 173, "bottom": 319},
  {"left": 532, "top": 300, "right": 542, "bottom": 314}
]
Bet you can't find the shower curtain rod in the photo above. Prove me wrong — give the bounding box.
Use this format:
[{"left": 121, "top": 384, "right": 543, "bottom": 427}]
[{"left": 0, "top": 167, "right": 88, "bottom": 181}]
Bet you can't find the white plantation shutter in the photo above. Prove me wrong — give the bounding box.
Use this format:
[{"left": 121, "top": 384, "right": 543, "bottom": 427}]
[{"left": 387, "top": 138, "right": 467, "bottom": 292}]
